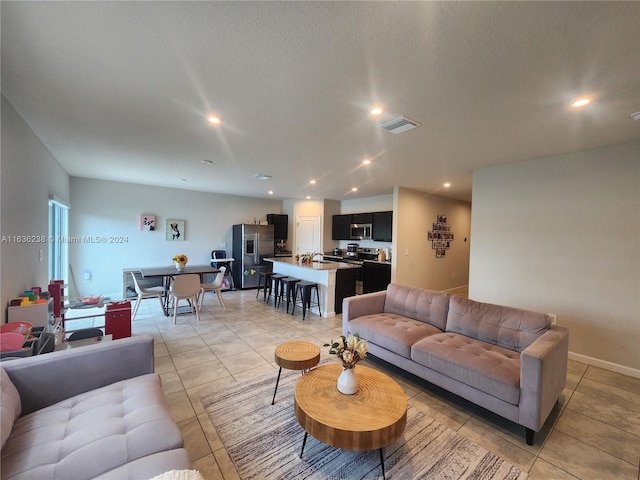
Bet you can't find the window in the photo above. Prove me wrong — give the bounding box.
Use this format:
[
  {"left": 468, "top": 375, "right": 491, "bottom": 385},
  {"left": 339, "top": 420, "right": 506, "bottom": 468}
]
[{"left": 48, "top": 196, "right": 69, "bottom": 282}]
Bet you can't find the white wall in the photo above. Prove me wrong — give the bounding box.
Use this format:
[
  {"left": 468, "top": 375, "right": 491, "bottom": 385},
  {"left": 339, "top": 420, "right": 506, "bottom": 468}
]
[
  {"left": 470, "top": 143, "right": 640, "bottom": 372},
  {"left": 70, "top": 177, "right": 282, "bottom": 298},
  {"left": 1, "top": 96, "right": 70, "bottom": 320},
  {"left": 394, "top": 187, "right": 471, "bottom": 290}
]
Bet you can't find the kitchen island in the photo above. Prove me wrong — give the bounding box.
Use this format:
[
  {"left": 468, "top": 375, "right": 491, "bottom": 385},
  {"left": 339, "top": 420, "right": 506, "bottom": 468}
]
[{"left": 265, "top": 257, "right": 361, "bottom": 318}]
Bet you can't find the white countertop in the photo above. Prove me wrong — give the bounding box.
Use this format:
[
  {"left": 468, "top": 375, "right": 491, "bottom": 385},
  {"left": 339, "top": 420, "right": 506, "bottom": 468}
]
[{"left": 265, "top": 257, "right": 361, "bottom": 271}]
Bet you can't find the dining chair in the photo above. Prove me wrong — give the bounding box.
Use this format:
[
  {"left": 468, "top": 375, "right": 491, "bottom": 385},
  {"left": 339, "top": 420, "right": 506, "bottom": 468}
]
[
  {"left": 199, "top": 266, "right": 226, "bottom": 309},
  {"left": 169, "top": 274, "right": 201, "bottom": 325},
  {"left": 131, "top": 272, "right": 165, "bottom": 320}
]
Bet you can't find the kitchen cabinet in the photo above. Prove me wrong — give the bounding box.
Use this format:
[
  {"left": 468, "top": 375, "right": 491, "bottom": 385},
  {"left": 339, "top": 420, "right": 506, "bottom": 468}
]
[
  {"left": 373, "top": 211, "right": 393, "bottom": 242},
  {"left": 335, "top": 268, "right": 358, "bottom": 313},
  {"left": 267, "top": 214, "right": 288, "bottom": 239},
  {"left": 351, "top": 213, "right": 373, "bottom": 224},
  {"left": 332, "top": 214, "right": 352, "bottom": 240},
  {"left": 362, "top": 261, "right": 391, "bottom": 294}
]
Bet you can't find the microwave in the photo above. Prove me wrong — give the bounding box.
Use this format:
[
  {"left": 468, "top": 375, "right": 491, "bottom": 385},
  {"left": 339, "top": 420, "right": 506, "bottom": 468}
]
[{"left": 350, "top": 223, "right": 372, "bottom": 240}]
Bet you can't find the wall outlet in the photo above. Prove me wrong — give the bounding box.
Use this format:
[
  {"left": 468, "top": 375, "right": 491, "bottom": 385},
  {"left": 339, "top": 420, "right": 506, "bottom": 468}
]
[{"left": 548, "top": 313, "right": 558, "bottom": 325}]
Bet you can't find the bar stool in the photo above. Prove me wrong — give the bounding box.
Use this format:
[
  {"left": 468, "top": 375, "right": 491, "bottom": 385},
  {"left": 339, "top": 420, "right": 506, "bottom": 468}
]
[
  {"left": 277, "top": 277, "right": 301, "bottom": 313},
  {"left": 292, "top": 281, "right": 321, "bottom": 320},
  {"left": 268, "top": 274, "right": 287, "bottom": 304},
  {"left": 256, "top": 271, "right": 274, "bottom": 302}
]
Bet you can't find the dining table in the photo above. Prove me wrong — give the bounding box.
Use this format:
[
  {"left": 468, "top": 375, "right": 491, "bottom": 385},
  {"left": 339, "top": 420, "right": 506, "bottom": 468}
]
[{"left": 139, "top": 265, "right": 220, "bottom": 316}]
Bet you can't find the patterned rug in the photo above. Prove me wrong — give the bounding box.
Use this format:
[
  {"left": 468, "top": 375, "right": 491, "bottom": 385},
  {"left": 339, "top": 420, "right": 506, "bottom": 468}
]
[{"left": 201, "top": 367, "right": 527, "bottom": 480}]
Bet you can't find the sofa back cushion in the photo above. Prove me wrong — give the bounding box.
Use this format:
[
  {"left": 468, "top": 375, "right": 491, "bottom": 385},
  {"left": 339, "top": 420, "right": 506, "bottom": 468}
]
[
  {"left": 445, "top": 296, "right": 551, "bottom": 352},
  {"left": 1, "top": 367, "right": 22, "bottom": 449},
  {"left": 383, "top": 284, "right": 450, "bottom": 331}
]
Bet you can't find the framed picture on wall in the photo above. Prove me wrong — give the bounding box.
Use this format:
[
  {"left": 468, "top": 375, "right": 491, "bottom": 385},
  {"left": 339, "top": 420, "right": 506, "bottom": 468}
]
[
  {"left": 166, "top": 219, "right": 185, "bottom": 241},
  {"left": 140, "top": 215, "right": 156, "bottom": 231}
]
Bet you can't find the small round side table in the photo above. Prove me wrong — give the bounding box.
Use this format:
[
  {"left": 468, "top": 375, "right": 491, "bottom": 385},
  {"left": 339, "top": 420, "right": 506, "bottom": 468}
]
[{"left": 272, "top": 341, "right": 321, "bottom": 405}]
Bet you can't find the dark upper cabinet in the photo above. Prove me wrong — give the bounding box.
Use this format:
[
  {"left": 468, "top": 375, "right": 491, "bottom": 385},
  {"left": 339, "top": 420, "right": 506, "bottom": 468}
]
[
  {"left": 351, "top": 213, "right": 374, "bottom": 224},
  {"left": 332, "top": 214, "right": 352, "bottom": 240},
  {"left": 373, "top": 211, "right": 393, "bottom": 242},
  {"left": 266, "top": 214, "right": 288, "bottom": 239}
]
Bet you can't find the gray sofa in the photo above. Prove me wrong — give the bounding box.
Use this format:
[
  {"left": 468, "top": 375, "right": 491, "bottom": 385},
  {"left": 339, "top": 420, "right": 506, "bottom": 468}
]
[
  {"left": 1, "top": 335, "right": 190, "bottom": 479},
  {"left": 343, "top": 284, "right": 569, "bottom": 445}
]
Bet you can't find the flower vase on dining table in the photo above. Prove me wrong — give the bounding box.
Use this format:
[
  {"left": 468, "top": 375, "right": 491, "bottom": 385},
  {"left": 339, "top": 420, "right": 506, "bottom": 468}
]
[{"left": 172, "top": 254, "right": 188, "bottom": 272}]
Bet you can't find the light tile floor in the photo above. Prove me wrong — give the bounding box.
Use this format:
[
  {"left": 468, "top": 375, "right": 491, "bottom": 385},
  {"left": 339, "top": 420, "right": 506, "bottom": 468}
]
[{"left": 68, "top": 289, "right": 640, "bottom": 480}]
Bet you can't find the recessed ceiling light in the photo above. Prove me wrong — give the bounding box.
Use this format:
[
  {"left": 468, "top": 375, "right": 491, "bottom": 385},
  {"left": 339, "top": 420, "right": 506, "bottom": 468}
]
[
  {"left": 571, "top": 98, "right": 591, "bottom": 108},
  {"left": 362, "top": 159, "right": 371, "bottom": 165},
  {"left": 310, "top": 179, "right": 316, "bottom": 184},
  {"left": 306, "top": 196, "right": 311, "bottom": 199},
  {"left": 369, "top": 106, "right": 384, "bottom": 116},
  {"left": 268, "top": 190, "right": 274, "bottom": 195},
  {"left": 443, "top": 183, "right": 451, "bottom": 188},
  {"left": 351, "top": 187, "right": 358, "bottom": 192},
  {"left": 201, "top": 160, "right": 213, "bottom": 165},
  {"left": 207, "top": 115, "right": 222, "bottom": 124},
  {"left": 178, "top": 178, "right": 187, "bottom": 182}
]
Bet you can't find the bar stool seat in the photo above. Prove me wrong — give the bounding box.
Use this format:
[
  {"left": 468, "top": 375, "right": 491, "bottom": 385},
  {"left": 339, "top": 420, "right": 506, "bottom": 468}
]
[
  {"left": 292, "top": 281, "right": 321, "bottom": 320},
  {"left": 272, "top": 341, "right": 320, "bottom": 404},
  {"left": 256, "top": 271, "right": 275, "bottom": 302},
  {"left": 268, "top": 274, "right": 287, "bottom": 304},
  {"left": 277, "top": 277, "right": 301, "bottom": 312}
]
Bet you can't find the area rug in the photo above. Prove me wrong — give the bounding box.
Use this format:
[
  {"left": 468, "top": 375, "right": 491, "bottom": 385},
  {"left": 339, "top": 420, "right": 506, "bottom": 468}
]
[{"left": 201, "top": 367, "right": 527, "bottom": 480}]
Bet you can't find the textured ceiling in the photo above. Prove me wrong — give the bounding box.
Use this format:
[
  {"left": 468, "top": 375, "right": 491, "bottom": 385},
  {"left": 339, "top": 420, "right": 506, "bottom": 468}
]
[{"left": 2, "top": 1, "right": 638, "bottom": 202}]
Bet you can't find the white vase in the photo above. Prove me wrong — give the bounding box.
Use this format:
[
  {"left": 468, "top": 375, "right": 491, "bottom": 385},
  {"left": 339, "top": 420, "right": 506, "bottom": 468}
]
[
  {"left": 337, "top": 366, "right": 358, "bottom": 395},
  {"left": 176, "top": 262, "right": 186, "bottom": 272}
]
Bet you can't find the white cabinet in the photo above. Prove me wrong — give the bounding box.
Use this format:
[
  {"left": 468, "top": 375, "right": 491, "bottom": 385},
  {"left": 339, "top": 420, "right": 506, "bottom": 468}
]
[{"left": 7, "top": 299, "right": 54, "bottom": 329}]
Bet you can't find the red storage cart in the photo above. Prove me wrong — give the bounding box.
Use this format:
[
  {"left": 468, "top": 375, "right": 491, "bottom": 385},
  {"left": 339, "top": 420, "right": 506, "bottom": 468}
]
[{"left": 104, "top": 301, "right": 131, "bottom": 340}]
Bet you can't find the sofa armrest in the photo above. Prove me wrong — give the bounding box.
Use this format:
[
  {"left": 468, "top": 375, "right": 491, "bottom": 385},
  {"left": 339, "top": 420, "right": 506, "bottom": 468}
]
[
  {"left": 342, "top": 291, "right": 387, "bottom": 335},
  {"left": 2, "top": 335, "right": 155, "bottom": 415},
  {"left": 519, "top": 326, "right": 569, "bottom": 431}
]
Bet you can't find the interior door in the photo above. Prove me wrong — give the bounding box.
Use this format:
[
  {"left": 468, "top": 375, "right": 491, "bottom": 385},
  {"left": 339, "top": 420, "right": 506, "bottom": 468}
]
[{"left": 296, "top": 215, "right": 321, "bottom": 254}]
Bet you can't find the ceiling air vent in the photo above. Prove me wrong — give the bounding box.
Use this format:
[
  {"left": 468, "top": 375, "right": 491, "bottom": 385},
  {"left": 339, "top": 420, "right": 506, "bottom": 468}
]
[{"left": 380, "top": 116, "right": 421, "bottom": 134}]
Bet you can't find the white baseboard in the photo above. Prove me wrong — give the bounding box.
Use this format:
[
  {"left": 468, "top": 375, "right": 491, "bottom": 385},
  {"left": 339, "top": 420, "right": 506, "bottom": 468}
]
[{"left": 569, "top": 351, "right": 640, "bottom": 379}]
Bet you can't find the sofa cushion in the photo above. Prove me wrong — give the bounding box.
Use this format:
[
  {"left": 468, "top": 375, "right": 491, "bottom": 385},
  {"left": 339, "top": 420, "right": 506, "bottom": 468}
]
[
  {"left": 350, "top": 313, "right": 443, "bottom": 358},
  {"left": 412, "top": 333, "right": 521, "bottom": 404},
  {"left": 1, "top": 368, "right": 21, "bottom": 450},
  {"left": 1, "top": 373, "right": 183, "bottom": 480},
  {"left": 445, "top": 296, "right": 550, "bottom": 352},
  {"left": 383, "top": 284, "right": 450, "bottom": 331}
]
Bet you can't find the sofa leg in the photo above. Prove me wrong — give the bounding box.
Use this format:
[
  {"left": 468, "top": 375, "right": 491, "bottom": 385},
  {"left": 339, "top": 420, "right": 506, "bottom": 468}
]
[{"left": 525, "top": 428, "right": 534, "bottom": 445}]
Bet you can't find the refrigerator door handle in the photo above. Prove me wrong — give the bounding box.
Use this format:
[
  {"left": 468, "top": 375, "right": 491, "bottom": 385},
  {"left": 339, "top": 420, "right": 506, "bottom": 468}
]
[{"left": 255, "top": 233, "right": 260, "bottom": 264}]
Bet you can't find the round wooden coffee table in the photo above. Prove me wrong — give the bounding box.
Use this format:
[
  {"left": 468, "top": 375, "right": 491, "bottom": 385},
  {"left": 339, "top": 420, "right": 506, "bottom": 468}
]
[
  {"left": 271, "top": 341, "right": 321, "bottom": 404},
  {"left": 294, "top": 363, "right": 407, "bottom": 479}
]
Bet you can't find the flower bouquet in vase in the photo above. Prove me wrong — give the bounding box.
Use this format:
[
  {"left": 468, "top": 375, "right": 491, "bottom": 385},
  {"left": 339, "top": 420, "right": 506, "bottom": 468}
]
[
  {"left": 172, "top": 254, "right": 188, "bottom": 271},
  {"left": 324, "top": 333, "right": 368, "bottom": 394}
]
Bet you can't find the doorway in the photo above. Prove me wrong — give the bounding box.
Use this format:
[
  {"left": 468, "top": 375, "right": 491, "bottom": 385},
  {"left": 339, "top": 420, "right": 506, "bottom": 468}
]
[{"left": 296, "top": 215, "right": 321, "bottom": 254}]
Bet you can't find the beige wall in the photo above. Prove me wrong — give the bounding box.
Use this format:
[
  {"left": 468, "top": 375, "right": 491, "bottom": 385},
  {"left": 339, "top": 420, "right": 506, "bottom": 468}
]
[
  {"left": 393, "top": 187, "right": 471, "bottom": 291},
  {"left": 1, "top": 96, "right": 70, "bottom": 320},
  {"left": 470, "top": 143, "right": 640, "bottom": 372}
]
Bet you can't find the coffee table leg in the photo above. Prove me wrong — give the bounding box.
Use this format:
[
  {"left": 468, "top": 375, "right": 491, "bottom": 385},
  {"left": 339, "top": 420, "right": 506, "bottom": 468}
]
[
  {"left": 379, "top": 448, "right": 386, "bottom": 480},
  {"left": 300, "top": 431, "right": 308, "bottom": 458},
  {"left": 271, "top": 367, "right": 282, "bottom": 405}
]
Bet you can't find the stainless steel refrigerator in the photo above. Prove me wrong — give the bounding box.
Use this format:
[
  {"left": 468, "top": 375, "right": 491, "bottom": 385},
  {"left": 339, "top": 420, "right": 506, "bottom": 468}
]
[{"left": 232, "top": 224, "right": 275, "bottom": 289}]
